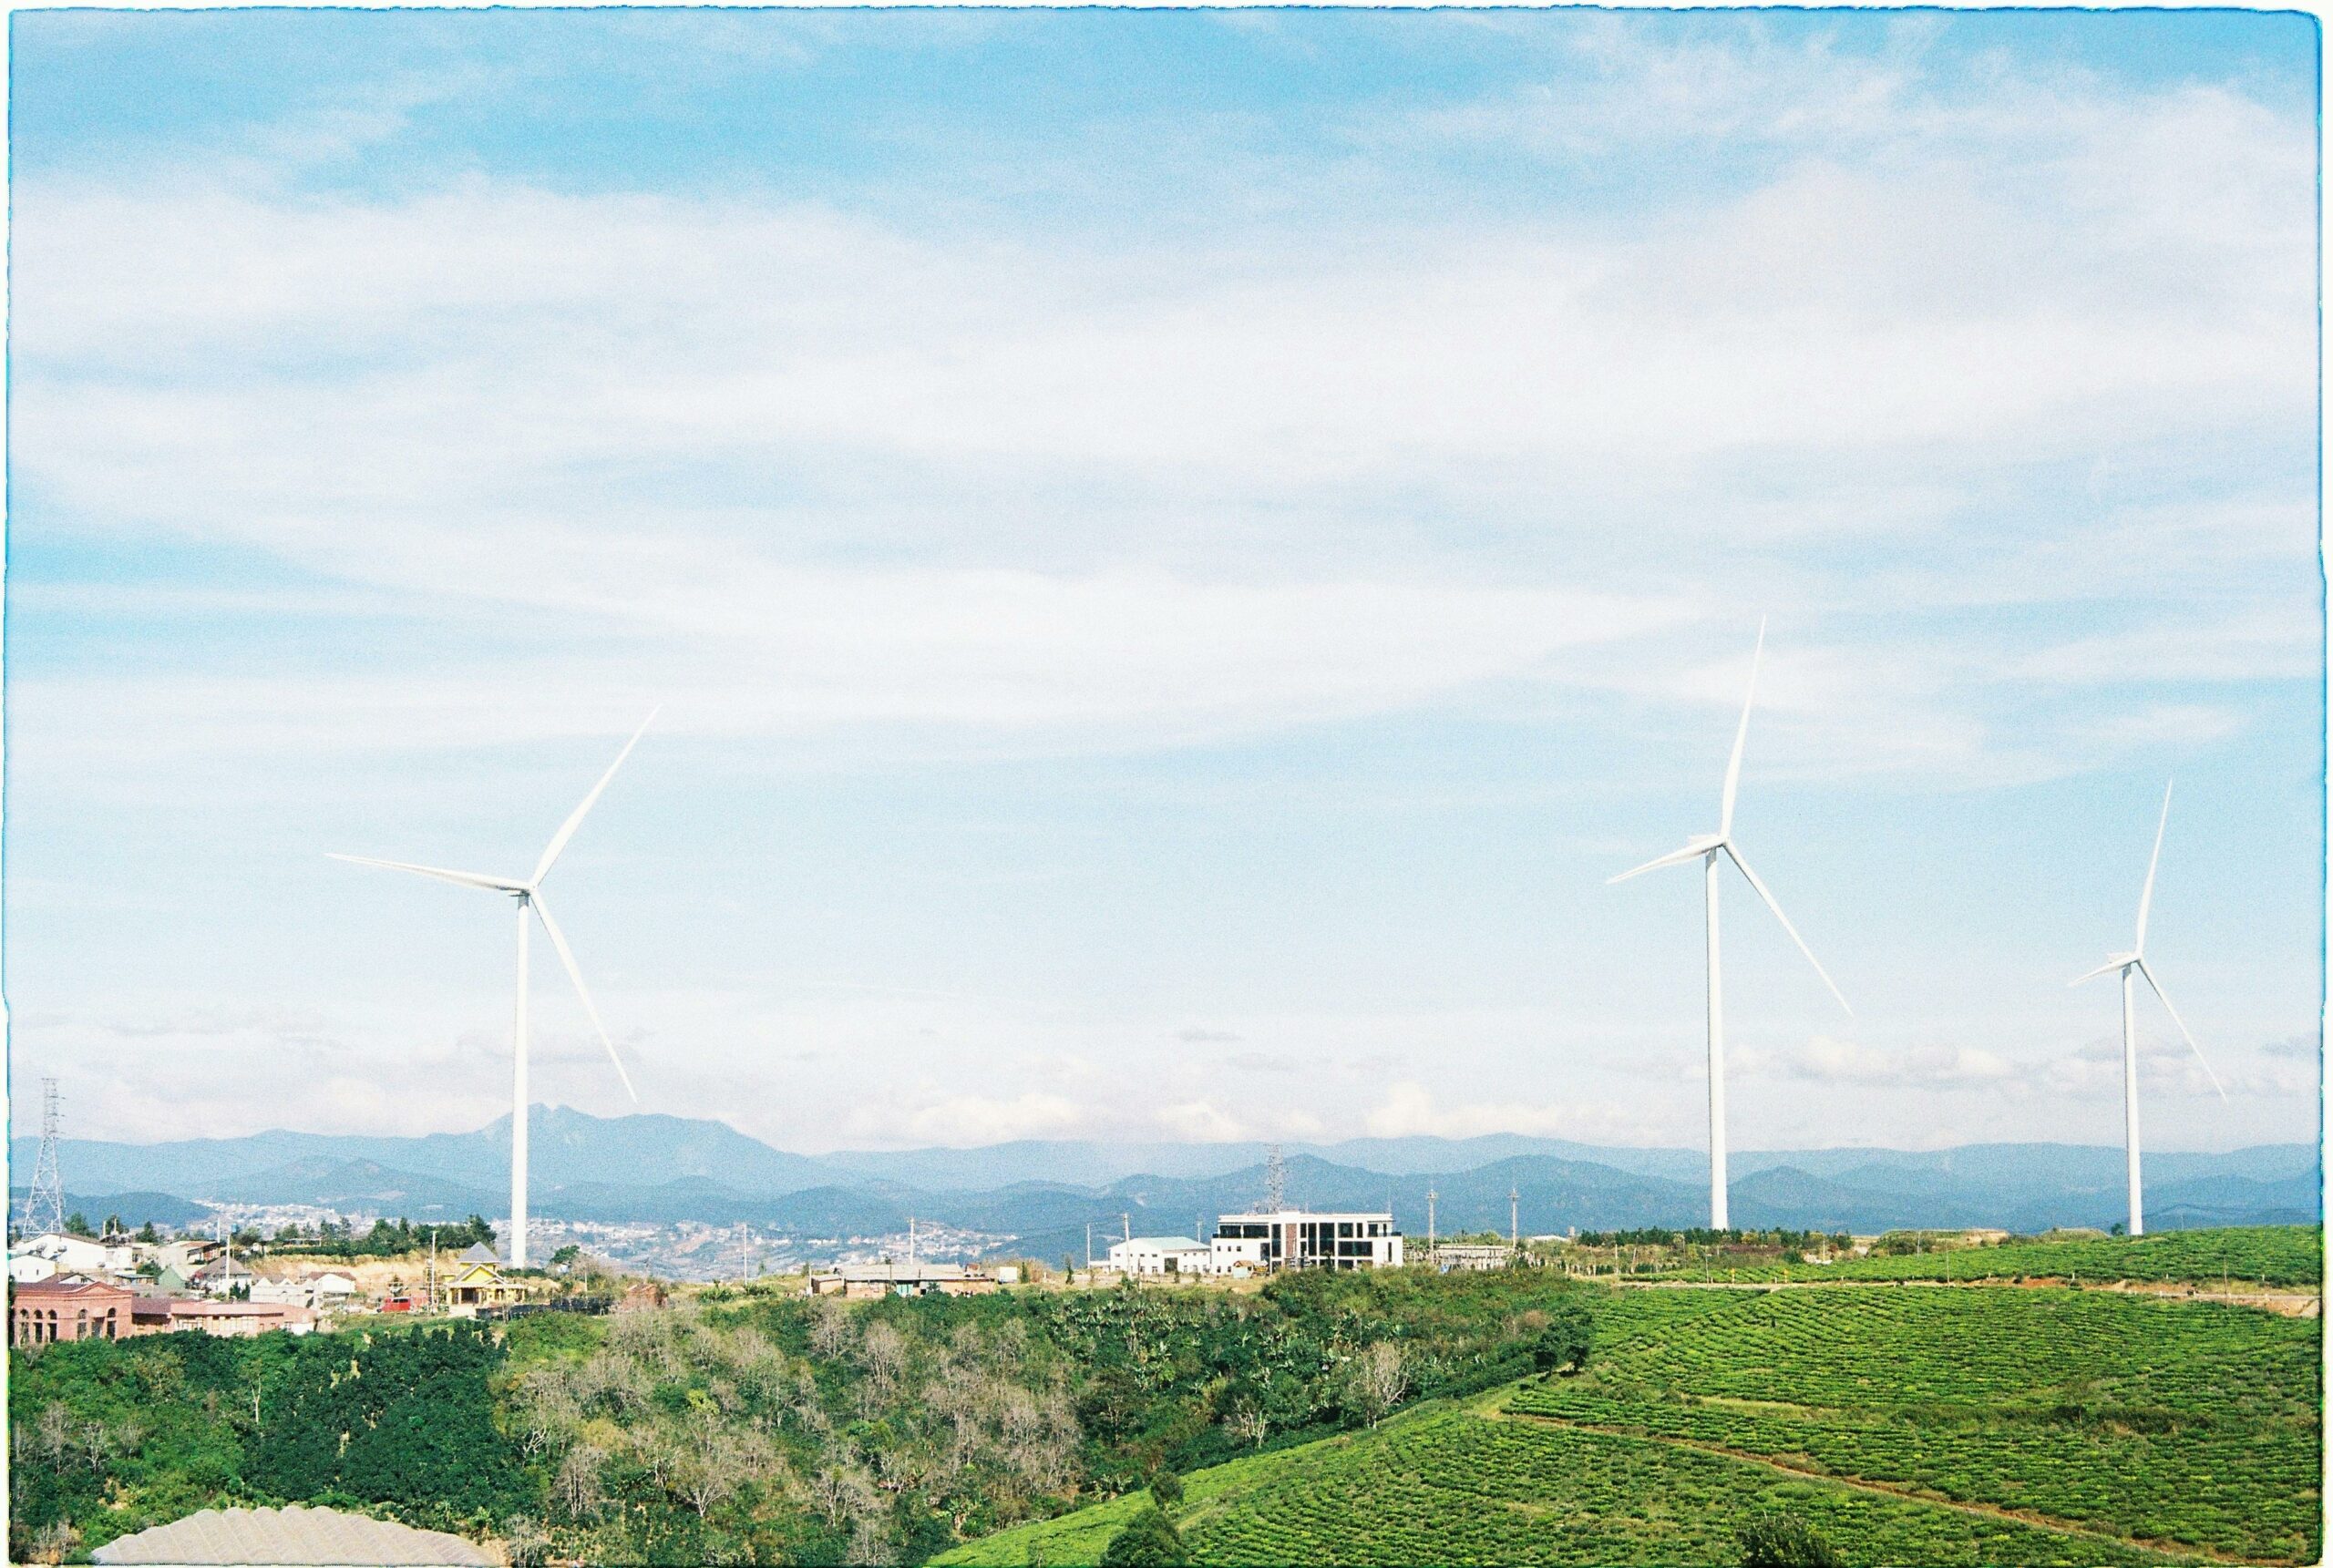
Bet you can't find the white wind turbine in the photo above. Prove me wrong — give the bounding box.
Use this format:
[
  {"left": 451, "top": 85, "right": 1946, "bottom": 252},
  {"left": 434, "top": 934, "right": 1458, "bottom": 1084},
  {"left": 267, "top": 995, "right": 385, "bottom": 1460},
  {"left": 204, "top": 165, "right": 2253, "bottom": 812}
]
[
  {"left": 1609, "top": 622, "right": 1850, "bottom": 1230},
  {"left": 2071, "top": 781, "right": 2226, "bottom": 1237},
  {"left": 331, "top": 712, "right": 655, "bottom": 1268}
]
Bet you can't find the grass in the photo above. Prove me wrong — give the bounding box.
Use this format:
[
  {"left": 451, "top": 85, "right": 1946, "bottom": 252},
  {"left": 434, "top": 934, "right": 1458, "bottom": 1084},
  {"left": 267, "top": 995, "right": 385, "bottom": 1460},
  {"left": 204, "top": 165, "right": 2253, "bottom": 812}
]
[
  {"left": 940, "top": 1400, "right": 2199, "bottom": 1566},
  {"left": 936, "top": 1280, "right": 2319, "bottom": 1567},
  {"left": 1681, "top": 1226, "right": 2322, "bottom": 1289}
]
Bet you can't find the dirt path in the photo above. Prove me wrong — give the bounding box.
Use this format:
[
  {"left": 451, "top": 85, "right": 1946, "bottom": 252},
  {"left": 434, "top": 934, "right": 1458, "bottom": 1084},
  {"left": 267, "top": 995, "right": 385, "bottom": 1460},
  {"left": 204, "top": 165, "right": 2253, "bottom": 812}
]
[{"left": 1486, "top": 1403, "right": 2297, "bottom": 1567}]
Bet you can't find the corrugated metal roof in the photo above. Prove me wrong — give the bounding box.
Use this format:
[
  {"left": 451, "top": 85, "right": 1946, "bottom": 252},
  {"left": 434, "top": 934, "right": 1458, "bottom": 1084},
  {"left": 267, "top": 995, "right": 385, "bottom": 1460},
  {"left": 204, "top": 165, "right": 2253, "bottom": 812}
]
[{"left": 92, "top": 1505, "right": 492, "bottom": 1566}]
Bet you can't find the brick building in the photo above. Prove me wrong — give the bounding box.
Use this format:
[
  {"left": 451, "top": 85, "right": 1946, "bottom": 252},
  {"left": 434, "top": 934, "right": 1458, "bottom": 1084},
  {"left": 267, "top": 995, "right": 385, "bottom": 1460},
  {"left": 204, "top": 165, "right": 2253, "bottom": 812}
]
[{"left": 11, "top": 1276, "right": 133, "bottom": 1346}]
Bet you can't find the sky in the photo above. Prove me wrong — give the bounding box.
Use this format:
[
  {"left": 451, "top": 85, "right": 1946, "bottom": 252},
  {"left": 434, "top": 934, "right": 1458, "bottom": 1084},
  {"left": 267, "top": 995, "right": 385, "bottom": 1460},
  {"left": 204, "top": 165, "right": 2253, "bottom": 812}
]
[{"left": 5, "top": 7, "right": 2321, "bottom": 1159}]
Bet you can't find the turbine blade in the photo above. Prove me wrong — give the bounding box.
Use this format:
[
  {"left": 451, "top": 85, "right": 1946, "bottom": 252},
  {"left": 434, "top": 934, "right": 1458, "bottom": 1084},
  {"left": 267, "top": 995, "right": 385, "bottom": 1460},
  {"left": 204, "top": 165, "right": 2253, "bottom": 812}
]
[
  {"left": 532, "top": 709, "right": 658, "bottom": 886},
  {"left": 531, "top": 896, "right": 639, "bottom": 1102},
  {"left": 1608, "top": 841, "right": 1712, "bottom": 886},
  {"left": 1723, "top": 843, "right": 1851, "bottom": 1015},
  {"left": 326, "top": 854, "right": 525, "bottom": 895},
  {"left": 2135, "top": 780, "right": 2173, "bottom": 953},
  {"left": 2135, "top": 957, "right": 2226, "bottom": 1101},
  {"left": 1719, "top": 618, "right": 1766, "bottom": 837},
  {"left": 2068, "top": 958, "right": 2126, "bottom": 988}
]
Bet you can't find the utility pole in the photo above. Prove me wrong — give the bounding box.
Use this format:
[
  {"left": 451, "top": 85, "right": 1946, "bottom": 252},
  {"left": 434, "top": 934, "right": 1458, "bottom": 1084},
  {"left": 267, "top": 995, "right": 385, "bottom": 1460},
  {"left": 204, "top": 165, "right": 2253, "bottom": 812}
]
[
  {"left": 19, "top": 1078, "right": 65, "bottom": 1240},
  {"left": 1123, "top": 1213, "right": 1131, "bottom": 1244},
  {"left": 1426, "top": 1187, "right": 1438, "bottom": 1251},
  {"left": 1084, "top": 1222, "right": 1093, "bottom": 1275},
  {"left": 908, "top": 1215, "right": 917, "bottom": 1268},
  {"left": 1509, "top": 1187, "right": 1519, "bottom": 1251}
]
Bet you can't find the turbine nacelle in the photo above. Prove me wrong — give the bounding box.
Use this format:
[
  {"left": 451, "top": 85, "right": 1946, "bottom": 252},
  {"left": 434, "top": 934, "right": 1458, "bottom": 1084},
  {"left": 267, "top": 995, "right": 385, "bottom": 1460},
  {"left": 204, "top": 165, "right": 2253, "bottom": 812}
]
[
  {"left": 2071, "top": 782, "right": 2225, "bottom": 1103},
  {"left": 327, "top": 707, "right": 659, "bottom": 1109}
]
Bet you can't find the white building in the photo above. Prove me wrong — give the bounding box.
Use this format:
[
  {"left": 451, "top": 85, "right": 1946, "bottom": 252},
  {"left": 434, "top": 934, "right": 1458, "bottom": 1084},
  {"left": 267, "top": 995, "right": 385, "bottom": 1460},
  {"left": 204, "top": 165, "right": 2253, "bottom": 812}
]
[
  {"left": 1212, "top": 1211, "right": 1404, "bottom": 1273},
  {"left": 1108, "top": 1236, "right": 1212, "bottom": 1276},
  {"left": 249, "top": 1273, "right": 357, "bottom": 1311},
  {"left": 11, "top": 1233, "right": 129, "bottom": 1278}
]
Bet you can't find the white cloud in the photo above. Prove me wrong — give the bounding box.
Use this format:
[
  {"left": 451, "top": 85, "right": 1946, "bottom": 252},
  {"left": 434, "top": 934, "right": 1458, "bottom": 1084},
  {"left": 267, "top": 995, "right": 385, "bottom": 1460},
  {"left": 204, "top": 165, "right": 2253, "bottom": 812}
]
[
  {"left": 1738, "top": 1035, "right": 2017, "bottom": 1088},
  {"left": 1363, "top": 1080, "right": 1670, "bottom": 1143},
  {"left": 1155, "top": 1101, "right": 1250, "bottom": 1142}
]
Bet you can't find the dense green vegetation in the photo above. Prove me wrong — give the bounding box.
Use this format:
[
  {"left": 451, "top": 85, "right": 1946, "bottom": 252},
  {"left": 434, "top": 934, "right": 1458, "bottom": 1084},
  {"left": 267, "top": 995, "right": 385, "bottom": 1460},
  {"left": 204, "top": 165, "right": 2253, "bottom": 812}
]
[
  {"left": 1507, "top": 1284, "right": 2321, "bottom": 1563},
  {"left": 258, "top": 1214, "right": 498, "bottom": 1260},
  {"left": 1675, "top": 1225, "right": 2321, "bottom": 1288},
  {"left": 8, "top": 1319, "right": 525, "bottom": 1564},
  {"left": 9, "top": 1267, "right": 1601, "bottom": 1564},
  {"left": 939, "top": 1404, "right": 2195, "bottom": 1566},
  {"left": 941, "top": 1276, "right": 2318, "bottom": 1567}
]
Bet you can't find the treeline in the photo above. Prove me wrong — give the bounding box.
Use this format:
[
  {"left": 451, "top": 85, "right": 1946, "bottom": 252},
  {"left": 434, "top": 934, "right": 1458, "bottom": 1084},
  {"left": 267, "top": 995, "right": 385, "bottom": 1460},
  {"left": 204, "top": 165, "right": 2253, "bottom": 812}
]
[
  {"left": 10, "top": 1319, "right": 525, "bottom": 1564},
  {"left": 12, "top": 1266, "right": 1606, "bottom": 1565},
  {"left": 261, "top": 1215, "right": 497, "bottom": 1258},
  {"left": 1574, "top": 1226, "right": 1851, "bottom": 1250}
]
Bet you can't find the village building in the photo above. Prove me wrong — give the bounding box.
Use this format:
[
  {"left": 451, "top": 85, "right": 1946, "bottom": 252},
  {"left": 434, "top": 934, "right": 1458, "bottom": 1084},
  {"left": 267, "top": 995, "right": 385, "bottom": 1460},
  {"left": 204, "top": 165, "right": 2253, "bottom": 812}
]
[
  {"left": 443, "top": 1250, "right": 529, "bottom": 1316},
  {"left": 131, "top": 1297, "right": 313, "bottom": 1338},
  {"left": 250, "top": 1272, "right": 358, "bottom": 1312},
  {"left": 11, "top": 1231, "right": 133, "bottom": 1278},
  {"left": 11, "top": 1276, "right": 134, "bottom": 1345},
  {"left": 1426, "top": 1244, "right": 1516, "bottom": 1273},
  {"left": 1211, "top": 1210, "right": 1404, "bottom": 1273},
  {"left": 807, "top": 1261, "right": 999, "bottom": 1298},
  {"left": 1107, "top": 1235, "right": 1213, "bottom": 1276},
  {"left": 92, "top": 1504, "right": 491, "bottom": 1565}
]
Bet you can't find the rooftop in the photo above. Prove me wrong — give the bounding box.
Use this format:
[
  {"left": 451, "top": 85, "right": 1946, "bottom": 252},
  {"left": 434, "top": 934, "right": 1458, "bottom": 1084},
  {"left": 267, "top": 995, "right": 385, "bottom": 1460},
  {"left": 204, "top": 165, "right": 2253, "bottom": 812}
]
[{"left": 91, "top": 1505, "right": 491, "bottom": 1566}]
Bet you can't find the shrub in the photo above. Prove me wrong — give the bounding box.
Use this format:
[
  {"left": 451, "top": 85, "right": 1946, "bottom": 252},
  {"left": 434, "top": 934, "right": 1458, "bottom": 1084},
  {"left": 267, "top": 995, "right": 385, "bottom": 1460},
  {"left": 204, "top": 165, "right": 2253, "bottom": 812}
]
[
  {"left": 1099, "top": 1505, "right": 1189, "bottom": 1566},
  {"left": 1149, "top": 1469, "right": 1184, "bottom": 1507},
  {"left": 1739, "top": 1509, "right": 1844, "bottom": 1567}
]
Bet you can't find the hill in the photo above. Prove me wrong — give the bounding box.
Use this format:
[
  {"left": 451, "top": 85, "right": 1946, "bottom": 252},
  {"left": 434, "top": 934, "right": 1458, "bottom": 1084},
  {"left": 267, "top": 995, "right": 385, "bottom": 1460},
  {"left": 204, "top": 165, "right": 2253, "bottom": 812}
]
[
  {"left": 940, "top": 1279, "right": 2320, "bottom": 1566},
  {"left": 10, "top": 1108, "right": 2316, "bottom": 1243}
]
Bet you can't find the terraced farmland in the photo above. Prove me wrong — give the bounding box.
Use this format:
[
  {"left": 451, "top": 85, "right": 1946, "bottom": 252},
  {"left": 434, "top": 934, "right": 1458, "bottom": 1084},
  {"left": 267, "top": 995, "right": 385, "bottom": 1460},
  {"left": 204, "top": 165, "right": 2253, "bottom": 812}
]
[
  {"left": 940, "top": 1406, "right": 2197, "bottom": 1566},
  {"left": 1510, "top": 1286, "right": 2319, "bottom": 1563},
  {"left": 937, "top": 1278, "right": 2318, "bottom": 1567},
  {"left": 1701, "top": 1225, "right": 2320, "bottom": 1289}
]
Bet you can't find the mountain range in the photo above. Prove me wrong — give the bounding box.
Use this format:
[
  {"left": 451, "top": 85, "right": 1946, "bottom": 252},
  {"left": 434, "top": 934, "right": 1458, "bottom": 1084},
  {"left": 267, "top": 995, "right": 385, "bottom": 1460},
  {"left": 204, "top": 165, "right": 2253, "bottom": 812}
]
[{"left": 12, "top": 1106, "right": 2318, "bottom": 1252}]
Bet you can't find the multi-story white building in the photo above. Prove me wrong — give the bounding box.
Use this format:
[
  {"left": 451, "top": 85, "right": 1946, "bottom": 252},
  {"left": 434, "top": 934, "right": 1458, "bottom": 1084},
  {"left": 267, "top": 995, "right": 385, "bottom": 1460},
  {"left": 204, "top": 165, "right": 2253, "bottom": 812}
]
[{"left": 1212, "top": 1210, "right": 1404, "bottom": 1273}]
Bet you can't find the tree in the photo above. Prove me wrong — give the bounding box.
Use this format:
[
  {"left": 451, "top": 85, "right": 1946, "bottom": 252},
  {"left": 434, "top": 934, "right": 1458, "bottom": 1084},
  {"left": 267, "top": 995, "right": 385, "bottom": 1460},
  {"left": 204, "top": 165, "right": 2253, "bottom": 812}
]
[
  {"left": 136, "top": 1221, "right": 160, "bottom": 1245},
  {"left": 1149, "top": 1468, "right": 1183, "bottom": 1507},
  {"left": 1739, "top": 1510, "right": 1844, "bottom": 1568},
  {"left": 1533, "top": 1303, "right": 1595, "bottom": 1376},
  {"left": 1099, "top": 1506, "right": 1190, "bottom": 1567},
  {"left": 1345, "top": 1340, "right": 1410, "bottom": 1428},
  {"left": 549, "top": 1244, "right": 581, "bottom": 1269},
  {"left": 63, "top": 1213, "right": 93, "bottom": 1238}
]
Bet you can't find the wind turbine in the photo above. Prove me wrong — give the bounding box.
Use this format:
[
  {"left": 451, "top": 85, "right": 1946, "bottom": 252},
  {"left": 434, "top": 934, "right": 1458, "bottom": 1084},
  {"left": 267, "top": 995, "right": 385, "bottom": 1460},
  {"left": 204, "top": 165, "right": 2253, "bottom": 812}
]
[
  {"left": 331, "top": 712, "right": 655, "bottom": 1268},
  {"left": 1609, "top": 622, "right": 1850, "bottom": 1230},
  {"left": 2071, "top": 781, "right": 2226, "bottom": 1237}
]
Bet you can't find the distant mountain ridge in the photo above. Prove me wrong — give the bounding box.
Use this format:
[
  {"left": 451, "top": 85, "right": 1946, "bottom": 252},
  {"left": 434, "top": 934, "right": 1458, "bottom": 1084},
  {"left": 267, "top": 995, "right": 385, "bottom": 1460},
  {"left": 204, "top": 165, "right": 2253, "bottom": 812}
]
[{"left": 10, "top": 1107, "right": 2317, "bottom": 1241}]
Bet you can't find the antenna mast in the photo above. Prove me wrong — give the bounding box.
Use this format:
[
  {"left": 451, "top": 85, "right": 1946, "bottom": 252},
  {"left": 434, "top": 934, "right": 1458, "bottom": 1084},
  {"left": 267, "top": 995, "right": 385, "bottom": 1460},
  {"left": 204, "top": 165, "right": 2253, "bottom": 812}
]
[
  {"left": 1264, "top": 1144, "right": 1287, "bottom": 1213},
  {"left": 20, "top": 1078, "right": 66, "bottom": 1239}
]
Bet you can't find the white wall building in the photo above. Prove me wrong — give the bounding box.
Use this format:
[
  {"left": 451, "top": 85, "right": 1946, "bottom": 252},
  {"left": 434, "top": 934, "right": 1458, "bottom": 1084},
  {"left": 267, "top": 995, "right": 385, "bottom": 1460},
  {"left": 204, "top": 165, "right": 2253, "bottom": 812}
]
[
  {"left": 11, "top": 1234, "right": 128, "bottom": 1277},
  {"left": 1108, "top": 1236, "right": 1212, "bottom": 1276},
  {"left": 1212, "top": 1211, "right": 1404, "bottom": 1272}
]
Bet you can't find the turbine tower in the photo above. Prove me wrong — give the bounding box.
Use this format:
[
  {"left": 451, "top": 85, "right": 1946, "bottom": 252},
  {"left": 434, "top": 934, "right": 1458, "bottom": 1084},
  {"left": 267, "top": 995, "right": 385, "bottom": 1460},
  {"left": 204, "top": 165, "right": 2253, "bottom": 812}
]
[
  {"left": 2071, "top": 781, "right": 2226, "bottom": 1236},
  {"left": 332, "top": 712, "right": 654, "bottom": 1268},
  {"left": 1609, "top": 622, "right": 1850, "bottom": 1230}
]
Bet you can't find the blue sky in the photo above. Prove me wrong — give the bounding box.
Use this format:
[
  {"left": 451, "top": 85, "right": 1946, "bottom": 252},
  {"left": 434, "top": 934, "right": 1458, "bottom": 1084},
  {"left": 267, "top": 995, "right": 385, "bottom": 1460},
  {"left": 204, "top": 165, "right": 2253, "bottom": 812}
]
[{"left": 6, "top": 7, "right": 2320, "bottom": 1157}]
